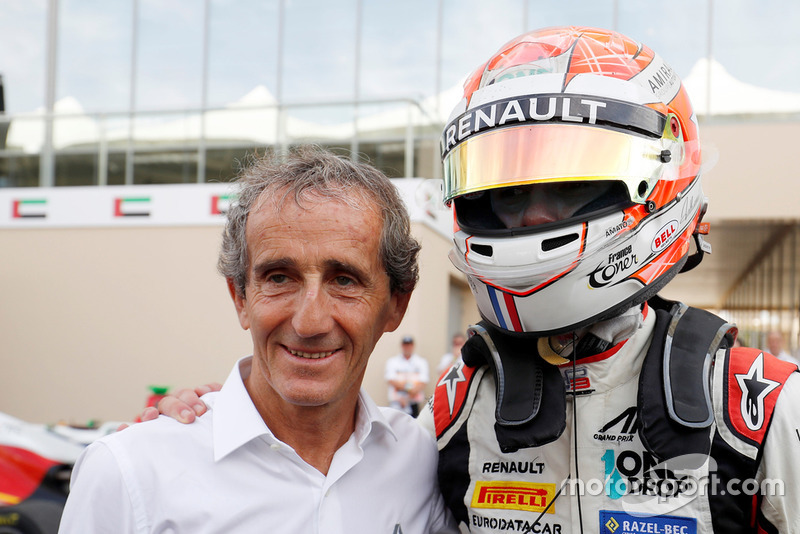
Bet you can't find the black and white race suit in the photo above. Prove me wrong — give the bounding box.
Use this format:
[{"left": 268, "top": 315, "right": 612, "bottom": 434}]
[{"left": 419, "top": 302, "right": 800, "bottom": 534}]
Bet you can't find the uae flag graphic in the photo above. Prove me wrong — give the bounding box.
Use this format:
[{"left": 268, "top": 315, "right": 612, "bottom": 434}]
[
  {"left": 211, "top": 194, "right": 234, "bottom": 215},
  {"left": 12, "top": 199, "right": 47, "bottom": 218},
  {"left": 114, "top": 196, "right": 151, "bottom": 217}
]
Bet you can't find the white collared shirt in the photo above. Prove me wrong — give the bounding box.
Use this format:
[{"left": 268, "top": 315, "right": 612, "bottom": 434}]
[{"left": 59, "top": 357, "right": 455, "bottom": 533}]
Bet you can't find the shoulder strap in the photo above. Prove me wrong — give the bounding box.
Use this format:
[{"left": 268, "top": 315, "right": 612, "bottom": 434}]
[
  {"left": 638, "top": 295, "right": 737, "bottom": 460},
  {"left": 437, "top": 322, "right": 566, "bottom": 452}
]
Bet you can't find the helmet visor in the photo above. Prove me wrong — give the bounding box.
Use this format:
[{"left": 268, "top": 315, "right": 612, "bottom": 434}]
[{"left": 443, "top": 122, "right": 680, "bottom": 206}]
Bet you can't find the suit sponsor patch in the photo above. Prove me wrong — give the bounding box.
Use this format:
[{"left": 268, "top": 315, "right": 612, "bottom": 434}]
[
  {"left": 725, "top": 348, "right": 796, "bottom": 445},
  {"left": 471, "top": 481, "right": 556, "bottom": 514},
  {"left": 599, "top": 510, "right": 696, "bottom": 534},
  {"left": 433, "top": 361, "right": 480, "bottom": 437}
]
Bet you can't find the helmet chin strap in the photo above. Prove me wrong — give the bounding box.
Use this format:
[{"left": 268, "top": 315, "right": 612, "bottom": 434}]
[{"left": 538, "top": 305, "right": 644, "bottom": 365}]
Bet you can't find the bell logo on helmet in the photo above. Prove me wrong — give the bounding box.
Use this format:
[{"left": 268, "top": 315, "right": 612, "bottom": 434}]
[{"left": 651, "top": 220, "right": 679, "bottom": 252}]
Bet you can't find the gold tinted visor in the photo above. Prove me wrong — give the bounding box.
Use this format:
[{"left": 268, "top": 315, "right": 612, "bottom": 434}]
[{"left": 443, "top": 123, "right": 678, "bottom": 204}]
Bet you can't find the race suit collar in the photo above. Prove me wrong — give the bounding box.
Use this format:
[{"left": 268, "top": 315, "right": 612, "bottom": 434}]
[{"left": 539, "top": 304, "right": 648, "bottom": 365}]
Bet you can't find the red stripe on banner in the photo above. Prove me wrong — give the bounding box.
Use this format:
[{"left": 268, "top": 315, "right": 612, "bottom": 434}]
[
  {"left": 12, "top": 200, "right": 20, "bottom": 218},
  {"left": 211, "top": 196, "right": 221, "bottom": 215},
  {"left": 502, "top": 292, "right": 522, "bottom": 332},
  {"left": 113, "top": 198, "right": 124, "bottom": 217}
]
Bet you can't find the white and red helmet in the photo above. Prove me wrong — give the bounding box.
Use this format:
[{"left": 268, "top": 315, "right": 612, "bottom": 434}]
[{"left": 442, "top": 26, "right": 708, "bottom": 336}]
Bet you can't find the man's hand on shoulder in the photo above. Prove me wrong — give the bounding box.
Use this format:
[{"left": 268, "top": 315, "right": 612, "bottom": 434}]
[
  {"left": 121, "top": 383, "right": 222, "bottom": 429},
  {"left": 156, "top": 383, "right": 221, "bottom": 422}
]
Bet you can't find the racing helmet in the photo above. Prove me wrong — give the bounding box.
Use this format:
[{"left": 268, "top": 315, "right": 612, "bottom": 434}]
[{"left": 442, "top": 26, "right": 708, "bottom": 336}]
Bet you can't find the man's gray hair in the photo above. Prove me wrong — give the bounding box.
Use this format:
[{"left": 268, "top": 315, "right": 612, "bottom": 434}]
[{"left": 218, "top": 145, "right": 420, "bottom": 297}]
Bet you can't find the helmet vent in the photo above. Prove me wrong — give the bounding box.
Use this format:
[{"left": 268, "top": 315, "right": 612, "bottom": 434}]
[
  {"left": 469, "top": 243, "right": 494, "bottom": 257},
  {"left": 542, "top": 233, "right": 579, "bottom": 252}
]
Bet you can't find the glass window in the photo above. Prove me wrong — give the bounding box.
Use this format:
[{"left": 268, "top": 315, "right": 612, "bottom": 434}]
[
  {"left": 0, "top": 2, "right": 47, "bottom": 114},
  {"left": 107, "top": 151, "right": 127, "bottom": 186},
  {"left": 4, "top": 116, "right": 45, "bottom": 154},
  {"left": 57, "top": 0, "right": 132, "bottom": 113},
  {"left": 0, "top": 154, "right": 40, "bottom": 187},
  {"left": 205, "top": 146, "right": 263, "bottom": 183},
  {"left": 0, "top": 118, "right": 9, "bottom": 151},
  {"left": 133, "top": 149, "right": 198, "bottom": 184},
  {"left": 206, "top": 0, "right": 281, "bottom": 109},
  {"left": 525, "top": 0, "right": 615, "bottom": 32},
  {"left": 439, "top": 0, "right": 531, "bottom": 99},
  {"left": 618, "top": 0, "right": 707, "bottom": 79},
  {"left": 55, "top": 153, "right": 98, "bottom": 186},
  {"left": 282, "top": 0, "right": 358, "bottom": 103},
  {"left": 360, "top": 0, "right": 438, "bottom": 100},
  {"left": 53, "top": 114, "right": 102, "bottom": 152},
  {"left": 358, "top": 141, "right": 405, "bottom": 178},
  {"left": 136, "top": 0, "right": 205, "bottom": 111},
  {"left": 414, "top": 138, "right": 441, "bottom": 179}
]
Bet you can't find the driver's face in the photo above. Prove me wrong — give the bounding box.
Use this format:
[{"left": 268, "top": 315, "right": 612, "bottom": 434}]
[{"left": 489, "top": 182, "right": 614, "bottom": 228}]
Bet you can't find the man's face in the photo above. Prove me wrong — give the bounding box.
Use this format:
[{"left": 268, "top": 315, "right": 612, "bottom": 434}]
[
  {"left": 401, "top": 342, "right": 414, "bottom": 358},
  {"left": 230, "top": 192, "right": 410, "bottom": 410}
]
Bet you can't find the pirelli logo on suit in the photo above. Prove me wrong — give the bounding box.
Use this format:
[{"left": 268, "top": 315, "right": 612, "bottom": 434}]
[{"left": 471, "top": 481, "right": 556, "bottom": 514}]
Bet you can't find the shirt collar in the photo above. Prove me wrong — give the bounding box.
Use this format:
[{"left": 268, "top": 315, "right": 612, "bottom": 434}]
[
  {"left": 212, "top": 356, "right": 398, "bottom": 461},
  {"left": 354, "top": 388, "right": 398, "bottom": 445},
  {"left": 212, "top": 357, "right": 271, "bottom": 462}
]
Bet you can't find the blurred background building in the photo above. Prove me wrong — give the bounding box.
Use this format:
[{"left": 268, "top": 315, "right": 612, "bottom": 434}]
[{"left": 2, "top": 0, "right": 800, "bottom": 423}]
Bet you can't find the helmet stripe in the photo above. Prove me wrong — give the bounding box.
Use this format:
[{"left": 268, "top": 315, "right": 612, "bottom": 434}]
[
  {"left": 502, "top": 291, "right": 523, "bottom": 332},
  {"left": 487, "top": 285, "right": 523, "bottom": 332},
  {"left": 487, "top": 286, "right": 509, "bottom": 330}
]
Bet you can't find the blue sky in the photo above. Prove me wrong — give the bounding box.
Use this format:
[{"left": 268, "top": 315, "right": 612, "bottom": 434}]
[{"left": 1, "top": 0, "right": 799, "bottom": 115}]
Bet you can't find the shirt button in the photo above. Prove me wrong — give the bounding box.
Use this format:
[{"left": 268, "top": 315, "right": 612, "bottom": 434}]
[{"left": 270, "top": 443, "right": 280, "bottom": 450}]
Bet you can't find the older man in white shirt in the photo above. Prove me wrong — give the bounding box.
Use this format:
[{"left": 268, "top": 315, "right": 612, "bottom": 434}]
[{"left": 59, "top": 147, "right": 455, "bottom": 534}]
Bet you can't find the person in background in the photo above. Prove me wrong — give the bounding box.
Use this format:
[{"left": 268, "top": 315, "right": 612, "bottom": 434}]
[
  {"left": 436, "top": 332, "right": 466, "bottom": 376},
  {"left": 59, "top": 147, "right": 455, "bottom": 533},
  {"left": 766, "top": 330, "right": 799, "bottom": 366},
  {"left": 384, "top": 336, "right": 429, "bottom": 417}
]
